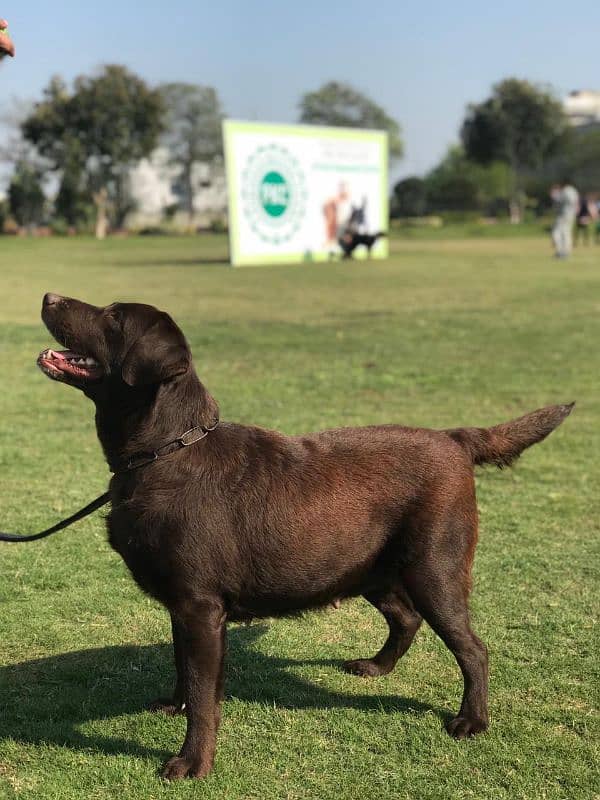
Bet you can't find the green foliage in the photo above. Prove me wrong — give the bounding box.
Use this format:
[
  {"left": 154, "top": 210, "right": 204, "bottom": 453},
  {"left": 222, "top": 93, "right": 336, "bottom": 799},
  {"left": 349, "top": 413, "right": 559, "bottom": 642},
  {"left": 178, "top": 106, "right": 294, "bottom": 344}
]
[
  {"left": 7, "top": 160, "right": 45, "bottom": 227},
  {"left": 427, "top": 160, "right": 479, "bottom": 212},
  {"left": 461, "top": 78, "right": 568, "bottom": 176},
  {"left": 22, "top": 66, "right": 164, "bottom": 232},
  {"left": 48, "top": 217, "right": 71, "bottom": 236},
  {"left": 540, "top": 128, "right": 600, "bottom": 193},
  {"left": 391, "top": 176, "right": 428, "bottom": 217},
  {"left": 54, "top": 163, "right": 94, "bottom": 228},
  {"left": 461, "top": 79, "right": 569, "bottom": 221},
  {"left": 160, "top": 83, "right": 225, "bottom": 218},
  {"left": 161, "top": 83, "right": 224, "bottom": 162},
  {"left": 299, "top": 81, "right": 403, "bottom": 159},
  {"left": 209, "top": 217, "right": 227, "bottom": 234},
  {"left": 426, "top": 146, "right": 511, "bottom": 214},
  {"left": 395, "top": 147, "right": 513, "bottom": 216}
]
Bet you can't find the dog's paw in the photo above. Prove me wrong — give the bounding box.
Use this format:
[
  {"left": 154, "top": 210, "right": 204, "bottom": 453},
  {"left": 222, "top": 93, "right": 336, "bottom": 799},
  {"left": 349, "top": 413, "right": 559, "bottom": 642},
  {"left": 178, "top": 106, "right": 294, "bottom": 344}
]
[
  {"left": 342, "top": 658, "right": 386, "bottom": 677},
  {"left": 445, "top": 715, "right": 488, "bottom": 739},
  {"left": 148, "top": 697, "right": 185, "bottom": 716},
  {"left": 161, "top": 755, "right": 209, "bottom": 780}
]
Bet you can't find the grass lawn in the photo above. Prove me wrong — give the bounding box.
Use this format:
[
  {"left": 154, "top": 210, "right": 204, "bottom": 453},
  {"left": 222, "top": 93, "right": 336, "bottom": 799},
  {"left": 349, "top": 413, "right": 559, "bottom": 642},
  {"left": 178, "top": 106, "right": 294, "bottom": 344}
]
[{"left": 0, "top": 234, "right": 598, "bottom": 800}]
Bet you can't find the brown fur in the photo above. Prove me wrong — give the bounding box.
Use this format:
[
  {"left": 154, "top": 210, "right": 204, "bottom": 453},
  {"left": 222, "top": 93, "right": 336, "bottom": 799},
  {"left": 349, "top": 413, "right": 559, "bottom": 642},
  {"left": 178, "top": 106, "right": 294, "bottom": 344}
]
[{"left": 38, "top": 293, "right": 573, "bottom": 780}]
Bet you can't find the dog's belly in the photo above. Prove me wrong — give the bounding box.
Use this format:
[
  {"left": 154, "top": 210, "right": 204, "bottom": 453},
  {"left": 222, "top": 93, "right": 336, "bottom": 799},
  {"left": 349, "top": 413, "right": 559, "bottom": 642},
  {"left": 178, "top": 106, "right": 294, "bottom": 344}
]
[
  {"left": 106, "top": 484, "right": 414, "bottom": 615},
  {"left": 223, "top": 527, "right": 402, "bottom": 621}
]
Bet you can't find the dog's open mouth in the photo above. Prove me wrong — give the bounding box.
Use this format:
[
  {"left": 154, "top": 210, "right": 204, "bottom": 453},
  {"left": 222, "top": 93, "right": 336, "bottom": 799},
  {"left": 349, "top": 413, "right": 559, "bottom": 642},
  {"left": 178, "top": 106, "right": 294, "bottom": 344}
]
[{"left": 37, "top": 348, "right": 104, "bottom": 383}]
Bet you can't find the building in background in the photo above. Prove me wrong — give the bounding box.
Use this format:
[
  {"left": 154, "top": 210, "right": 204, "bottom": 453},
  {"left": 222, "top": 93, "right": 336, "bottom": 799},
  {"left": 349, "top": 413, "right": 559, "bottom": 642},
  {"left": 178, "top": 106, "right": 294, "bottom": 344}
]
[
  {"left": 127, "top": 147, "right": 227, "bottom": 229},
  {"left": 564, "top": 90, "right": 600, "bottom": 131}
]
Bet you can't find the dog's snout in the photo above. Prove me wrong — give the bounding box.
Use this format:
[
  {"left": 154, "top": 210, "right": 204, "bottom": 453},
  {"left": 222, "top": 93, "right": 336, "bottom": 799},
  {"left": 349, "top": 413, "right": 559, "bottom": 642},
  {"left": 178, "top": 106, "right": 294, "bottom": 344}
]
[{"left": 43, "top": 293, "right": 62, "bottom": 308}]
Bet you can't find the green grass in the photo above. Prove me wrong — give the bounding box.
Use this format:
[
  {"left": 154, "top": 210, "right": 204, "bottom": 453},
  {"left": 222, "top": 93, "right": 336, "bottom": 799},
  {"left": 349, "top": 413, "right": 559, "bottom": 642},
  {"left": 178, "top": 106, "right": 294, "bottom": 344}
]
[{"left": 0, "top": 234, "right": 598, "bottom": 800}]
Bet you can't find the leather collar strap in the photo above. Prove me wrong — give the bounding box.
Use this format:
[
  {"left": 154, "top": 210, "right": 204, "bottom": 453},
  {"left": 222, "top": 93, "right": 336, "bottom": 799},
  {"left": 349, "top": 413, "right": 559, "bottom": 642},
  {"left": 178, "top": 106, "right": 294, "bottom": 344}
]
[
  {"left": 119, "top": 420, "right": 219, "bottom": 473},
  {"left": 0, "top": 420, "right": 218, "bottom": 543}
]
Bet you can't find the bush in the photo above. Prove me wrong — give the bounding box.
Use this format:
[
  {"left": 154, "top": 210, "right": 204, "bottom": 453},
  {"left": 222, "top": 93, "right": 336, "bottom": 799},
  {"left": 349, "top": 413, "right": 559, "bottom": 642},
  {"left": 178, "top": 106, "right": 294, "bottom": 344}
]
[
  {"left": 138, "top": 226, "right": 172, "bottom": 236},
  {"left": 390, "top": 216, "right": 443, "bottom": 229},
  {"left": 49, "top": 218, "right": 70, "bottom": 236},
  {"left": 208, "top": 218, "right": 228, "bottom": 234},
  {"left": 439, "top": 210, "right": 482, "bottom": 224},
  {"left": 391, "top": 177, "right": 428, "bottom": 218},
  {"left": 2, "top": 216, "right": 19, "bottom": 235}
]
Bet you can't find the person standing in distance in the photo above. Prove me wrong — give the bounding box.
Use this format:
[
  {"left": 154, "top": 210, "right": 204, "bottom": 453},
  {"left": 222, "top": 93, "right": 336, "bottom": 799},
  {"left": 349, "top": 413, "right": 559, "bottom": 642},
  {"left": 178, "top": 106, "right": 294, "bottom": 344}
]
[{"left": 550, "top": 180, "right": 579, "bottom": 259}]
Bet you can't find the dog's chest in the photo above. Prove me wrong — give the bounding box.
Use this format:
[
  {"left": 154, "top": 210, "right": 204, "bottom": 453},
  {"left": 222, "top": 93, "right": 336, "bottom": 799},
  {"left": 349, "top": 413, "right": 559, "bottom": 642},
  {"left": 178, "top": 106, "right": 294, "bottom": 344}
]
[{"left": 106, "top": 503, "right": 176, "bottom": 603}]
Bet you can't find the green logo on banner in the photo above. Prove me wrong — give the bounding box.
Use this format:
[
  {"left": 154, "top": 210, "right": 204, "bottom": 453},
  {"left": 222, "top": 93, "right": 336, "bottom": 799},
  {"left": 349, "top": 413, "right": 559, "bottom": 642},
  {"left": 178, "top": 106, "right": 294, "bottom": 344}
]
[
  {"left": 260, "top": 171, "right": 289, "bottom": 217},
  {"left": 242, "top": 144, "right": 307, "bottom": 244}
]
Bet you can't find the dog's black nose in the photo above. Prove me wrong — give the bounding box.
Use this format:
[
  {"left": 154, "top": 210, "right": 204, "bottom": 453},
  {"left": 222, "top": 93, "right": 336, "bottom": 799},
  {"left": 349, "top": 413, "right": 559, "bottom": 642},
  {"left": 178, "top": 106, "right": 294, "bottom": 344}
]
[{"left": 43, "top": 293, "right": 62, "bottom": 307}]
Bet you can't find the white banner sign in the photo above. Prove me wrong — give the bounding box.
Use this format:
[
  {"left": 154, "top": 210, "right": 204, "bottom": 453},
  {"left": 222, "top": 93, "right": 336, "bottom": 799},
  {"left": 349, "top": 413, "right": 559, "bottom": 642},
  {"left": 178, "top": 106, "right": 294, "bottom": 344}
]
[{"left": 223, "top": 120, "right": 388, "bottom": 266}]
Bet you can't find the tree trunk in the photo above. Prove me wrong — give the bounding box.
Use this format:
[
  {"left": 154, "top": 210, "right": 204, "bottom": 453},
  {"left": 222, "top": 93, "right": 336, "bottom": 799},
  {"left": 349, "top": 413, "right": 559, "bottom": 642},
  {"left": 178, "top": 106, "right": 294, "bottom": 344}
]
[
  {"left": 185, "top": 164, "right": 195, "bottom": 229},
  {"left": 508, "top": 160, "right": 523, "bottom": 224},
  {"left": 93, "top": 188, "right": 109, "bottom": 239},
  {"left": 509, "top": 197, "right": 522, "bottom": 224}
]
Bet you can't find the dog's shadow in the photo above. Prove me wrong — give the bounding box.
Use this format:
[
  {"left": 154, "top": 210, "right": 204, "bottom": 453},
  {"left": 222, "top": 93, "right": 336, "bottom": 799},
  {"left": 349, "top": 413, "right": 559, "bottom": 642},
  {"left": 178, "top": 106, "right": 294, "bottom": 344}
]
[{"left": 0, "top": 624, "right": 440, "bottom": 762}]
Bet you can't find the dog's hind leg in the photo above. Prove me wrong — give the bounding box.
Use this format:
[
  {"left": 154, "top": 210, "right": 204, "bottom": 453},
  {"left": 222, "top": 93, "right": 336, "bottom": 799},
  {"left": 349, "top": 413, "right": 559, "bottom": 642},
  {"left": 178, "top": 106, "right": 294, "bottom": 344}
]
[
  {"left": 404, "top": 565, "right": 488, "bottom": 738},
  {"left": 343, "top": 587, "right": 422, "bottom": 677}
]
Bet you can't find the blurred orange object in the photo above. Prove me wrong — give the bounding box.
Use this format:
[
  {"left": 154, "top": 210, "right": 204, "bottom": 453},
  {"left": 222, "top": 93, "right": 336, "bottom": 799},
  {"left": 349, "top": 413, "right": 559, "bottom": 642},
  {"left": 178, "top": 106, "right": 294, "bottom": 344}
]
[{"left": 0, "top": 18, "right": 15, "bottom": 58}]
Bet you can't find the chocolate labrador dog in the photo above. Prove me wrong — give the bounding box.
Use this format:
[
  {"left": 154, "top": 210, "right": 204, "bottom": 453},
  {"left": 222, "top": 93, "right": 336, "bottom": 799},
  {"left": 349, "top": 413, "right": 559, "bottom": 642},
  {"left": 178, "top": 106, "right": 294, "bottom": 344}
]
[{"left": 37, "top": 293, "right": 572, "bottom": 780}]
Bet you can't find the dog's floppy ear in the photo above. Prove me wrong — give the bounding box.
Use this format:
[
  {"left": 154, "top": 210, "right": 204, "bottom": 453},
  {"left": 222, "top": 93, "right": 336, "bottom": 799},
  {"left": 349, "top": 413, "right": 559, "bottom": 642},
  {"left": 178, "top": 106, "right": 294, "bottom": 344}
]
[{"left": 122, "top": 313, "right": 190, "bottom": 387}]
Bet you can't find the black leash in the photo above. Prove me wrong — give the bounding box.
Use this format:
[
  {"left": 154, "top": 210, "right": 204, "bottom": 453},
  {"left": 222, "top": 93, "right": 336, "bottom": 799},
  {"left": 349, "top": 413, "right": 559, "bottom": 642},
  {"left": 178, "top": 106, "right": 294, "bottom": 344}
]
[
  {"left": 0, "top": 492, "right": 111, "bottom": 542},
  {"left": 0, "top": 421, "right": 218, "bottom": 544}
]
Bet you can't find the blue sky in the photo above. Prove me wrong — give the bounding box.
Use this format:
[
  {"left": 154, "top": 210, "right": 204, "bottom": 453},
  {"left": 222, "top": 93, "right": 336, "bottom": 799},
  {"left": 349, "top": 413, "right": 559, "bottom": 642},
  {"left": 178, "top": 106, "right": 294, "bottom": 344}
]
[{"left": 2, "top": 0, "right": 600, "bottom": 182}]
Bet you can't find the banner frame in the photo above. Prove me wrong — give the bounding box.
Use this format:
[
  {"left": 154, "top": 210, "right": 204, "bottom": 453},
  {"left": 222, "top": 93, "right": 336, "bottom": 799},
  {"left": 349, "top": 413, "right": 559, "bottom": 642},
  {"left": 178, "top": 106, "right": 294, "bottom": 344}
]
[{"left": 223, "top": 119, "right": 389, "bottom": 267}]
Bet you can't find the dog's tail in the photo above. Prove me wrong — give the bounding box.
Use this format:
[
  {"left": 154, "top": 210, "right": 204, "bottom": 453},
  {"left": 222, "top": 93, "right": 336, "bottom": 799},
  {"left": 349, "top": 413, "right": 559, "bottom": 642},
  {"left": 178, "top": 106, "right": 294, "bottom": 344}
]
[
  {"left": 444, "top": 403, "right": 574, "bottom": 468},
  {"left": 366, "top": 232, "right": 387, "bottom": 249}
]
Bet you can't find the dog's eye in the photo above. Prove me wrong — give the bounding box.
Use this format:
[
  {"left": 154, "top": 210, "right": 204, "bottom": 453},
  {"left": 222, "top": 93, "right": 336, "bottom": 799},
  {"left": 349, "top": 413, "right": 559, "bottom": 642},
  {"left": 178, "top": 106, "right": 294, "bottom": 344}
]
[{"left": 104, "top": 309, "right": 123, "bottom": 330}]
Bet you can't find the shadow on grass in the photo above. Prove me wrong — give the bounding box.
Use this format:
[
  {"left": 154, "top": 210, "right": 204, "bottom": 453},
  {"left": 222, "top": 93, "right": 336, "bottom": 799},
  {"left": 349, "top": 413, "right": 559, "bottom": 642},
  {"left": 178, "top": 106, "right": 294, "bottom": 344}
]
[
  {"left": 0, "top": 624, "right": 439, "bottom": 763},
  {"left": 112, "top": 255, "right": 230, "bottom": 267}
]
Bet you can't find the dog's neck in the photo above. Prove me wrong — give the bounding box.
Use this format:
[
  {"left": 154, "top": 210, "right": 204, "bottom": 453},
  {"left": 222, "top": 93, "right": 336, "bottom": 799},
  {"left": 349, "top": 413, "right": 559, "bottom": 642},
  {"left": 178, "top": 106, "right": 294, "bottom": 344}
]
[{"left": 91, "top": 369, "right": 219, "bottom": 473}]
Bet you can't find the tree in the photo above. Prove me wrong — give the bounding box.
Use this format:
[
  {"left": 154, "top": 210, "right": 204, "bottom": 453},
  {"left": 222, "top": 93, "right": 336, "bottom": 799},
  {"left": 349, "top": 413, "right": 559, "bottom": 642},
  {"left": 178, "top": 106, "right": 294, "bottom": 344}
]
[
  {"left": 53, "top": 161, "right": 93, "bottom": 228},
  {"left": 425, "top": 146, "right": 511, "bottom": 215},
  {"left": 160, "top": 83, "right": 224, "bottom": 223},
  {"left": 8, "top": 160, "right": 45, "bottom": 228},
  {"left": 391, "top": 177, "right": 427, "bottom": 217},
  {"left": 461, "top": 78, "right": 568, "bottom": 221},
  {"left": 299, "top": 81, "right": 403, "bottom": 160},
  {"left": 545, "top": 128, "right": 600, "bottom": 192},
  {"left": 0, "top": 100, "right": 48, "bottom": 177},
  {"left": 22, "top": 66, "right": 164, "bottom": 237},
  {"left": 426, "top": 166, "right": 479, "bottom": 213},
  {"left": 0, "top": 198, "right": 7, "bottom": 231}
]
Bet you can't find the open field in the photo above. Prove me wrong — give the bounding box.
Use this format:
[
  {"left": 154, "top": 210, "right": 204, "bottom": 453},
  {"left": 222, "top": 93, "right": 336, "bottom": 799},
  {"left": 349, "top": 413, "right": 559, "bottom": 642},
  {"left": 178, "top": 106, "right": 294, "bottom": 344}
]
[{"left": 0, "top": 234, "right": 598, "bottom": 800}]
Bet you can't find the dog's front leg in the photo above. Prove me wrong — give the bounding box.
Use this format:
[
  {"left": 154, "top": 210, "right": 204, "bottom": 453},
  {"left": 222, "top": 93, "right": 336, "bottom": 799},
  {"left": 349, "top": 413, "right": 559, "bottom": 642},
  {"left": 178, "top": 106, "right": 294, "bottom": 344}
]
[
  {"left": 149, "top": 615, "right": 187, "bottom": 715},
  {"left": 161, "top": 600, "right": 226, "bottom": 780}
]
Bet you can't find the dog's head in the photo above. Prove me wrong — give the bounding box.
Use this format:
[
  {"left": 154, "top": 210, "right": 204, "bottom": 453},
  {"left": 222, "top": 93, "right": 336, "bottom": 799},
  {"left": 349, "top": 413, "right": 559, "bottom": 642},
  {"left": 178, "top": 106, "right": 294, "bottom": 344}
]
[{"left": 38, "top": 293, "right": 191, "bottom": 392}]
